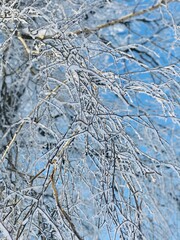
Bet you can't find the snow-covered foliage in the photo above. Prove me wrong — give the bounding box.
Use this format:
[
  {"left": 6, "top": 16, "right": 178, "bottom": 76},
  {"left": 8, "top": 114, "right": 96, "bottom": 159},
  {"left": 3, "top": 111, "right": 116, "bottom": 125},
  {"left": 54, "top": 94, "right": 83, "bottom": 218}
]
[{"left": 0, "top": 0, "right": 179, "bottom": 239}]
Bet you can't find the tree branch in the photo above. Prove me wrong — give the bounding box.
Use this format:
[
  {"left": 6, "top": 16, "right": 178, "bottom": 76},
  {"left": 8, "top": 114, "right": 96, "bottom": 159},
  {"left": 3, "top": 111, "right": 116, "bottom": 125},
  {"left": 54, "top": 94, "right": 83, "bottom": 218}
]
[
  {"left": 50, "top": 165, "right": 83, "bottom": 240},
  {"left": 74, "top": 0, "right": 174, "bottom": 35},
  {"left": 0, "top": 220, "right": 13, "bottom": 240}
]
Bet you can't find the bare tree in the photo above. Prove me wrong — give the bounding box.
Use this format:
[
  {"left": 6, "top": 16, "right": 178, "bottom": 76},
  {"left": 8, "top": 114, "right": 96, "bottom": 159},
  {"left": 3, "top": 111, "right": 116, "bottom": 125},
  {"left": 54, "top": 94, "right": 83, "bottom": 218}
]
[{"left": 0, "top": 0, "right": 179, "bottom": 239}]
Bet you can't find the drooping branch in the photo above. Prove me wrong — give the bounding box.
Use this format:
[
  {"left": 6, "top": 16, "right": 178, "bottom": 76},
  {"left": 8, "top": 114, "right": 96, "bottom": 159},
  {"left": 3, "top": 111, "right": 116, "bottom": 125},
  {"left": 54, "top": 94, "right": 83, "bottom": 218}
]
[{"left": 50, "top": 164, "right": 83, "bottom": 240}]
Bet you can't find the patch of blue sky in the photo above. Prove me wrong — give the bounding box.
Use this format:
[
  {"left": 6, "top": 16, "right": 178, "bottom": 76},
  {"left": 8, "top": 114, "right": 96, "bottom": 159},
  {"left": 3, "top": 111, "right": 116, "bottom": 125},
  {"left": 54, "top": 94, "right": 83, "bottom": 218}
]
[
  {"left": 115, "top": 0, "right": 155, "bottom": 8},
  {"left": 99, "top": 89, "right": 129, "bottom": 114},
  {"left": 133, "top": 92, "right": 163, "bottom": 112},
  {"left": 148, "top": 39, "right": 179, "bottom": 66},
  {"left": 122, "top": 72, "right": 157, "bottom": 84},
  {"left": 129, "top": 19, "right": 155, "bottom": 38},
  {"left": 150, "top": 118, "right": 176, "bottom": 154},
  {"left": 0, "top": 31, "right": 4, "bottom": 44},
  {"left": 174, "top": 105, "right": 180, "bottom": 120}
]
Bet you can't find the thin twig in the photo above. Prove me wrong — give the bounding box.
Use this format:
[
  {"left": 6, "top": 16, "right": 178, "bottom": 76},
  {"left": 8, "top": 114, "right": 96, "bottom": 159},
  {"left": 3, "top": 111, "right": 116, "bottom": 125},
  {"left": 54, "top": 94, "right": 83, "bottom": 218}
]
[
  {"left": 50, "top": 165, "right": 83, "bottom": 240},
  {"left": 0, "top": 221, "right": 13, "bottom": 240}
]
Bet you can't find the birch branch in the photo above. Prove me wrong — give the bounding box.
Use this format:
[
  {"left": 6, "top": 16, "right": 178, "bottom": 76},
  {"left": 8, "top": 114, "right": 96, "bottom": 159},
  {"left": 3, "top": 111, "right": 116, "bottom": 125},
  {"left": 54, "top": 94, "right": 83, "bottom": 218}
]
[
  {"left": 74, "top": 0, "right": 174, "bottom": 35},
  {"left": 50, "top": 166, "right": 83, "bottom": 240}
]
